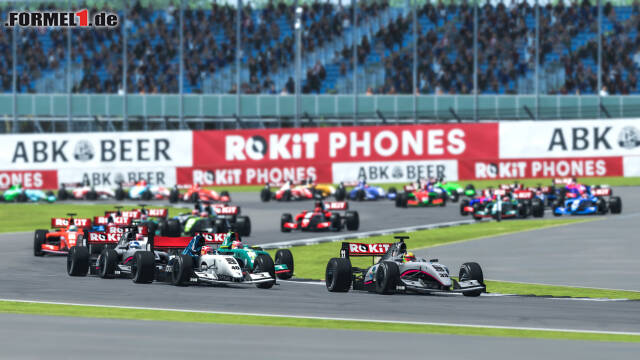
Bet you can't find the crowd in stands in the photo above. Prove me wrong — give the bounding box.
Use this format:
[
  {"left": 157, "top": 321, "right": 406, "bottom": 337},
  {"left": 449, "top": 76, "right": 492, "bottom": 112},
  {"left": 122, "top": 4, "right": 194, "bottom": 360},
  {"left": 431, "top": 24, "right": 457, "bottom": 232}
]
[{"left": 1, "top": 0, "right": 639, "bottom": 95}]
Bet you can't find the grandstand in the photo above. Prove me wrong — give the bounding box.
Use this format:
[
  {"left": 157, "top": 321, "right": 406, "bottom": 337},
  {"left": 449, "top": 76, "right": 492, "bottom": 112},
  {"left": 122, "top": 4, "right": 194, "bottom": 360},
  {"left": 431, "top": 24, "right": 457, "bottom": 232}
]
[{"left": 1, "top": 0, "right": 640, "bottom": 131}]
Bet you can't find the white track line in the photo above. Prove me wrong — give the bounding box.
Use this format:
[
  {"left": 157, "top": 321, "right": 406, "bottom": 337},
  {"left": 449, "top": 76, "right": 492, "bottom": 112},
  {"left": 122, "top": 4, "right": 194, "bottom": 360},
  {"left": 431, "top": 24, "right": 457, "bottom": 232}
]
[
  {"left": 1, "top": 298, "right": 639, "bottom": 336},
  {"left": 485, "top": 279, "right": 640, "bottom": 294}
]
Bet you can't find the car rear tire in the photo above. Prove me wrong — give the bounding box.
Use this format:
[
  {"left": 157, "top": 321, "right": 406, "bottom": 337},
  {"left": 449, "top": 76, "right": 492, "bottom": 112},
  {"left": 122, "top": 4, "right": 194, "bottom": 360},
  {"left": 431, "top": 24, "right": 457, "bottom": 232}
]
[
  {"left": 236, "top": 216, "right": 251, "bottom": 236},
  {"left": 460, "top": 199, "right": 470, "bottom": 216},
  {"left": 274, "top": 249, "right": 294, "bottom": 280},
  {"left": 171, "top": 254, "right": 193, "bottom": 286},
  {"left": 282, "top": 189, "right": 292, "bottom": 201},
  {"left": 280, "top": 213, "right": 293, "bottom": 232},
  {"left": 375, "top": 261, "right": 399, "bottom": 295},
  {"left": 167, "top": 219, "right": 181, "bottom": 237},
  {"left": 531, "top": 198, "right": 544, "bottom": 218},
  {"left": 325, "top": 258, "right": 352, "bottom": 292},
  {"left": 98, "top": 248, "right": 119, "bottom": 278},
  {"left": 260, "top": 187, "right": 271, "bottom": 202},
  {"left": 449, "top": 191, "right": 459, "bottom": 203},
  {"left": 395, "top": 193, "right": 408, "bottom": 208},
  {"left": 254, "top": 254, "right": 276, "bottom": 289},
  {"left": 67, "top": 246, "right": 89, "bottom": 276},
  {"left": 609, "top": 196, "right": 622, "bottom": 214},
  {"left": 344, "top": 211, "right": 359, "bottom": 231},
  {"left": 334, "top": 184, "right": 346, "bottom": 201},
  {"left": 169, "top": 189, "right": 179, "bottom": 203},
  {"left": 356, "top": 189, "right": 365, "bottom": 201},
  {"left": 115, "top": 187, "right": 126, "bottom": 201},
  {"left": 330, "top": 213, "right": 341, "bottom": 231},
  {"left": 33, "top": 229, "right": 47, "bottom": 257},
  {"left": 459, "top": 262, "right": 484, "bottom": 297},
  {"left": 57, "top": 188, "right": 68, "bottom": 201}
]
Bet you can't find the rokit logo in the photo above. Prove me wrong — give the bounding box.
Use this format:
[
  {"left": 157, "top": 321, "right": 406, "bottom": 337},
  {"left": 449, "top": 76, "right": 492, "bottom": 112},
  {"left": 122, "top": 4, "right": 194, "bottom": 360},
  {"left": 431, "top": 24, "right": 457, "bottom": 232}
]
[
  {"left": 226, "top": 134, "right": 319, "bottom": 161},
  {"left": 11, "top": 138, "right": 172, "bottom": 164}
]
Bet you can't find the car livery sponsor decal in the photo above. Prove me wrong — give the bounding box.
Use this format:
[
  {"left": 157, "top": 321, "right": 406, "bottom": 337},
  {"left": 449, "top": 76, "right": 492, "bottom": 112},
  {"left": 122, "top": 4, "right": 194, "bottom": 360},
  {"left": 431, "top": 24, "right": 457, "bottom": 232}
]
[
  {"left": 346, "top": 243, "right": 391, "bottom": 256},
  {"left": 93, "top": 216, "right": 132, "bottom": 226},
  {"left": 88, "top": 232, "right": 120, "bottom": 243},
  {"left": 323, "top": 201, "right": 348, "bottom": 211},
  {"left": 213, "top": 206, "right": 238, "bottom": 215}
]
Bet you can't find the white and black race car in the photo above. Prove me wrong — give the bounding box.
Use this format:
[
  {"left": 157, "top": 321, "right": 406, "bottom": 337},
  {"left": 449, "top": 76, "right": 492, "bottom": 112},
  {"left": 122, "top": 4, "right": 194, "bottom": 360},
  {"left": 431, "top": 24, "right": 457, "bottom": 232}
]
[{"left": 325, "top": 236, "right": 486, "bottom": 296}]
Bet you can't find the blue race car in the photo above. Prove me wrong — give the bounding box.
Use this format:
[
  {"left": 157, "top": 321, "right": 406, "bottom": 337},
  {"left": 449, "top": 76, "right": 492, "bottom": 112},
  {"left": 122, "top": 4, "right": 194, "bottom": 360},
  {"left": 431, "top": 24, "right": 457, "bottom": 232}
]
[
  {"left": 336, "top": 181, "right": 397, "bottom": 201},
  {"left": 552, "top": 187, "right": 621, "bottom": 216}
]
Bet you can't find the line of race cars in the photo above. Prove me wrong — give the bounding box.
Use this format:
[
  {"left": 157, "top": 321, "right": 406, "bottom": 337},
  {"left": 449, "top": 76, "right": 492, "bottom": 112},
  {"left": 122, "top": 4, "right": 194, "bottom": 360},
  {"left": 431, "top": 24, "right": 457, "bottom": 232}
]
[{"left": 26, "top": 176, "right": 624, "bottom": 296}]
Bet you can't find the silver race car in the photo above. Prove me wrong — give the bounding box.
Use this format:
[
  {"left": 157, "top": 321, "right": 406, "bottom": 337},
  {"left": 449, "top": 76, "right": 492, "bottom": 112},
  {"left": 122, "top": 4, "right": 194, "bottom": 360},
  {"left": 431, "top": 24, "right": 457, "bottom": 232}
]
[{"left": 325, "top": 236, "right": 486, "bottom": 296}]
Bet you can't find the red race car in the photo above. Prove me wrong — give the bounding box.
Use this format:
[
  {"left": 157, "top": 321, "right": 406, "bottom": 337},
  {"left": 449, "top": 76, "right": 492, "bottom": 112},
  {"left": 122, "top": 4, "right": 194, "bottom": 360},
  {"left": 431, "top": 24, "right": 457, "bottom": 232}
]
[
  {"left": 170, "top": 184, "right": 231, "bottom": 204},
  {"left": 281, "top": 201, "right": 359, "bottom": 232},
  {"left": 33, "top": 215, "right": 92, "bottom": 256}
]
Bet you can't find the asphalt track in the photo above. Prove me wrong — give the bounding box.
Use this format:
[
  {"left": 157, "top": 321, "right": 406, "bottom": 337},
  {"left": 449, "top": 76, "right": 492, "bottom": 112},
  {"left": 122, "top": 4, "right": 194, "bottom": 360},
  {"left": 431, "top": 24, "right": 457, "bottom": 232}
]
[
  {"left": 2, "top": 314, "right": 639, "bottom": 360},
  {"left": 1, "top": 187, "right": 639, "bottom": 351},
  {"left": 414, "top": 187, "right": 640, "bottom": 290}
]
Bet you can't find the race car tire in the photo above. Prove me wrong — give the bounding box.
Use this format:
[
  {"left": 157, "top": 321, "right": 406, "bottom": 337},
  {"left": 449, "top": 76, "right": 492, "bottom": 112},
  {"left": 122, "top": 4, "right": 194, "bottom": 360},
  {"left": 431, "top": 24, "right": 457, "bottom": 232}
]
[
  {"left": 67, "top": 246, "right": 89, "bottom": 276},
  {"left": 131, "top": 251, "right": 155, "bottom": 284},
  {"left": 220, "top": 190, "right": 231, "bottom": 202},
  {"left": 254, "top": 254, "right": 276, "bottom": 289},
  {"left": 142, "top": 221, "right": 158, "bottom": 237},
  {"left": 115, "top": 187, "right": 126, "bottom": 201},
  {"left": 190, "top": 192, "right": 199, "bottom": 203},
  {"left": 98, "top": 248, "right": 119, "bottom": 279},
  {"left": 274, "top": 249, "right": 294, "bottom": 280},
  {"left": 325, "top": 258, "right": 352, "bottom": 292},
  {"left": 531, "top": 199, "right": 544, "bottom": 218},
  {"left": 356, "top": 189, "right": 365, "bottom": 201},
  {"left": 439, "top": 194, "right": 447, "bottom": 207},
  {"left": 449, "top": 191, "right": 459, "bottom": 203},
  {"left": 57, "top": 188, "right": 68, "bottom": 201},
  {"left": 190, "top": 218, "right": 214, "bottom": 236},
  {"left": 169, "top": 189, "right": 179, "bottom": 203},
  {"left": 236, "top": 216, "right": 251, "bottom": 237},
  {"left": 330, "top": 213, "right": 341, "bottom": 231},
  {"left": 17, "top": 192, "right": 27, "bottom": 202},
  {"left": 517, "top": 202, "right": 528, "bottom": 218},
  {"left": 375, "top": 261, "right": 399, "bottom": 295},
  {"left": 459, "top": 262, "right": 484, "bottom": 297},
  {"left": 334, "top": 185, "right": 346, "bottom": 201},
  {"left": 395, "top": 193, "right": 408, "bottom": 208},
  {"left": 171, "top": 254, "right": 193, "bottom": 286},
  {"left": 33, "top": 229, "right": 47, "bottom": 257},
  {"left": 280, "top": 213, "right": 293, "bottom": 232},
  {"left": 388, "top": 187, "right": 397, "bottom": 196},
  {"left": 157, "top": 219, "right": 169, "bottom": 236},
  {"left": 260, "top": 187, "right": 271, "bottom": 202},
  {"left": 141, "top": 190, "right": 152, "bottom": 201},
  {"left": 345, "top": 211, "right": 359, "bottom": 231},
  {"left": 86, "top": 190, "right": 98, "bottom": 201},
  {"left": 167, "top": 219, "right": 182, "bottom": 237},
  {"left": 460, "top": 199, "right": 470, "bottom": 216},
  {"left": 282, "top": 190, "right": 292, "bottom": 201},
  {"left": 609, "top": 196, "right": 622, "bottom": 214},
  {"left": 211, "top": 218, "right": 226, "bottom": 233}
]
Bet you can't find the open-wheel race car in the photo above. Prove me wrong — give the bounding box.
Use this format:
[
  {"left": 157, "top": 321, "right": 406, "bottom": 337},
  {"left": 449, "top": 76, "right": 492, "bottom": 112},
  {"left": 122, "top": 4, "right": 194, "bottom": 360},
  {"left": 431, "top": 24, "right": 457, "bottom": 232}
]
[
  {"left": 334, "top": 180, "right": 396, "bottom": 201},
  {"left": 552, "top": 186, "right": 622, "bottom": 216},
  {"left": 471, "top": 188, "right": 545, "bottom": 221},
  {"left": 34, "top": 215, "right": 92, "bottom": 256},
  {"left": 169, "top": 184, "right": 231, "bottom": 204},
  {"left": 57, "top": 182, "right": 115, "bottom": 200},
  {"left": 281, "top": 201, "right": 359, "bottom": 232},
  {"left": 395, "top": 182, "right": 447, "bottom": 208},
  {"left": 168, "top": 201, "right": 251, "bottom": 237},
  {"left": 325, "top": 236, "right": 486, "bottom": 296},
  {"left": 260, "top": 178, "right": 336, "bottom": 202},
  {"left": 2, "top": 183, "right": 56, "bottom": 202}
]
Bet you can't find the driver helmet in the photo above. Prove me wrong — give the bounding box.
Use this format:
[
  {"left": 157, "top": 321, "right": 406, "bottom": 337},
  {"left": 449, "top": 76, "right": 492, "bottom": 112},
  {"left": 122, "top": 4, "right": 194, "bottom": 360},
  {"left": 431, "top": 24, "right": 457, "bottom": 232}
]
[
  {"left": 581, "top": 192, "right": 589, "bottom": 198},
  {"left": 201, "top": 245, "right": 213, "bottom": 255},
  {"left": 402, "top": 252, "right": 416, "bottom": 263},
  {"left": 199, "top": 212, "right": 208, "bottom": 217},
  {"left": 68, "top": 225, "right": 78, "bottom": 232},
  {"left": 191, "top": 209, "right": 199, "bottom": 215},
  {"left": 129, "top": 241, "right": 141, "bottom": 249},
  {"left": 231, "top": 240, "right": 242, "bottom": 249}
]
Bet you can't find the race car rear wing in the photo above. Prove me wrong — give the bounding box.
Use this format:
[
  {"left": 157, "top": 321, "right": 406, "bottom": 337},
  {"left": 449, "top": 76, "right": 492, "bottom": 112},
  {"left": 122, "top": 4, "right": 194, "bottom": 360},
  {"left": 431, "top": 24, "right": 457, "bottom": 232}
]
[
  {"left": 212, "top": 205, "right": 239, "bottom": 216},
  {"left": 87, "top": 232, "right": 121, "bottom": 244},
  {"left": 324, "top": 201, "right": 348, "bottom": 211},
  {"left": 104, "top": 210, "right": 141, "bottom": 219},
  {"left": 591, "top": 187, "right": 611, "bottom": 197},
  {"left": 513, "top": 190, "right": 533, "bottom": 200},
  {"left": 553, "top": 178, "right": 574, "bottom": 185},
  {"left": 152, "top": 232, "right": 233, "bottom": 251},
  {"left": 50, "top": 217, "right": 92, "bottom": 228},
  {"left": 340, "top": 242, "right": 392, "bottom": 259},
  {"left": 93, "top": 216, "right": 132, "bottom": 226}
]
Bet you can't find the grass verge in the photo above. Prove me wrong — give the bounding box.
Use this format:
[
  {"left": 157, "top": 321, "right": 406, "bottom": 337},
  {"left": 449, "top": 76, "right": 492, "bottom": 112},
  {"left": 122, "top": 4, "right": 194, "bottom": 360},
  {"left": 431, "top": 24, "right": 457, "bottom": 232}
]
[
  {"left": 483, "top": 280, "right": 640, "bottom": 300},
  {"left": 268, "top": 218, "right": 590, "bottom": 280},
  {"left": 0, "top": 204, "right": 190, "bottom": 233},
  {"left": 0, "top": 300, "right": 638, "bottom": 342},
  {"left": 203, "top": 176, "right": 640, "bottom": 193}
]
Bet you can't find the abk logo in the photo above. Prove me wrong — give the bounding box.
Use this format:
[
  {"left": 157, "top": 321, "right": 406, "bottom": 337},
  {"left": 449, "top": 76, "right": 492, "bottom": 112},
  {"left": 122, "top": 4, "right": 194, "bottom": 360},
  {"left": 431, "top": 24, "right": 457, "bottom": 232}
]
[{"left": 4, "top": 9, "right": 118, "bottom": 28}]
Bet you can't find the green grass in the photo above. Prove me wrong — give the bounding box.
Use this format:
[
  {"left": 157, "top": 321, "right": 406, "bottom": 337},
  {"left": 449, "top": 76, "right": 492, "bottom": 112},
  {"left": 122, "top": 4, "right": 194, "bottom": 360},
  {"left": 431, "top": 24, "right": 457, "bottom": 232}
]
[
  {"left": 483, "top": 280, "right": 640, "bottom": 300},
  {"left": 0, "top": 300, "right": 638, "bottom": 342},
  {"left": 0, "top": 204, "right": 191, "bottom": 233},
  {"left": 268, "top": 218, "right": 590, "bottom": 280},
  {"left": 202, "top": 176, "right": 640, "bottom": 193}
]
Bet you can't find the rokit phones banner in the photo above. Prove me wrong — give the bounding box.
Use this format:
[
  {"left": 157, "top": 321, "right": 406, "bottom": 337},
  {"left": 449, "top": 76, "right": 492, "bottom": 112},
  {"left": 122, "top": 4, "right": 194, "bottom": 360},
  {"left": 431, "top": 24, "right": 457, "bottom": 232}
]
[
  {"left": 459, "top": 157, "right": 623, "bottom": 180},
  {"left": 0, "top": 131, "right": 193, "bottom": 170},
  {"left": 0, "top": 170, "right": 58, "bottom": 190},
  {"left": 190, "top": 124, "right": 498, "bottom": 185}
]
